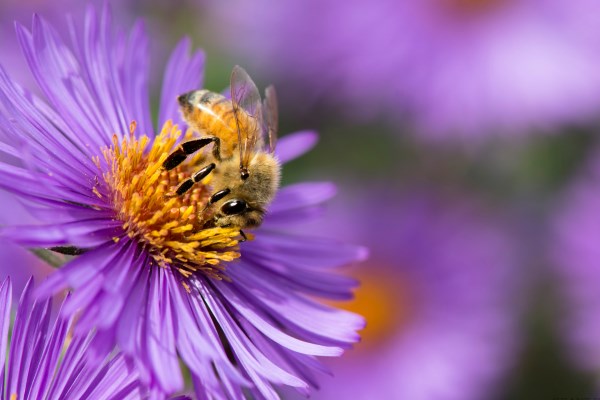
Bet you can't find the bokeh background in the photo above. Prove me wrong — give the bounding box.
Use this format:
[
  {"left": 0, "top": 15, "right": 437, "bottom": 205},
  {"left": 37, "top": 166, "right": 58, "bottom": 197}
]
[{"left": 2, "top": 0, "right": 600, "bottom": 398}]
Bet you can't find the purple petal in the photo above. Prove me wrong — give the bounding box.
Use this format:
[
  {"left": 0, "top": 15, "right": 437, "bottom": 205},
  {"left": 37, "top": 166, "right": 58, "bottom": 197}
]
[
  {"left": 115, "top": 262, "right": 149, "bottom": 359},
  {"left": 0, "top": 66, "right": 95, "bottom": 168},
  {"left": 37, "top": 241, "right": 125, "bottom": 299},
  {"left": 229, "top": 264, "right": 363, "bottom": 343},
  {"left": 269, "top": 182, "right": 336, "bottom": 213},
  {"left": 158, "top": 37, "right": 205, "bottom": 129},
  {"left": 276, "top": 130, "right": 318, "bottom": 163},
  {"left": 166, "top": 272, "right": 249, "bottom": 394},
  {"left": 196, "top": 278, "right": 311, "bottom": 387},
  {"left": 47, "top": 325, "right": 95, "bottom": 396},
  {"left": 215, "top": 281, "right": 345, "bottom": 356},
  {"left": 7, "top": 278, "right": 52, "bottom": 399},
  {"left": 145, "top": 269, "right": 183, "bottom": 392},
  {"left": 27, "top": 295, "right": 71, "bottom": 399},
  {"left": 265, "top": 182, "right": 336, "bottom": 226},
  {"left": 73, "top": 243, "right": 141, "bottom": 332},
  {"left": 245, "top": 231, "right": 368, "bottom": 270},
  {"left": 15, "top": 17, "right": 111, "bottom": 151},
  {"left": 68, "top": 6, "right": 129, "bottom": 139},
  {"left": 1, "top": 220, "right": 120, "bottom": 248},
  {"left": 74, "top": 354, "right": 141, "bottom": 399},
  {"left": 235, "top": 257, "right": 358, "bottom": 300},
  {"left": 113, "top": 19, "right": 152, "bottom": 136},
  {"left": 0, "top": 162, "right": 102, "bottom": 212}
]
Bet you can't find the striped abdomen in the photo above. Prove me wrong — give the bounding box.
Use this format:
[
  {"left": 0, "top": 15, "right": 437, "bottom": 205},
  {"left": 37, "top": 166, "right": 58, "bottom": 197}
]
[{"left": 178, "top": 90, "right": 257, "bottom": 159}]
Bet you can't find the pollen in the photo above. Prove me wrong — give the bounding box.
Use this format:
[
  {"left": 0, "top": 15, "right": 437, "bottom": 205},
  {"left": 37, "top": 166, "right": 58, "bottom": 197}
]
[{"left": 99, "top": 120, "right": 241, "bottom": 280}]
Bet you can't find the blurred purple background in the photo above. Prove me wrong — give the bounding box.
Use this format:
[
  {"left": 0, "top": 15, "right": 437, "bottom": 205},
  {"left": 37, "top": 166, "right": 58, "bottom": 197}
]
[{"left": 2, "top": 0, "right": 600, "bottom": 398}]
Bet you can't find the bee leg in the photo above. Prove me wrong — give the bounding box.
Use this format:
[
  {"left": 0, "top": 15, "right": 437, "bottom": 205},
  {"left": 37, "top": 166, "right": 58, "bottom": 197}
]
[
  {"left": 239, "top": 230, "right": 247, "bottom": 242},
  {"left": 200, "top": 188, "right": 231, "bottom": 213},
  {"left": 49, "top": 246, "right": 88, "bottom": 255},
  {"left": 211, "top": 137, "right": 222, "bottom": 162},
  {"left": 163, "top": 137, "right": 219, "bottom": 170},
  {"left": 175, "top": 163, "right": 216, "bottom": 196},
  {"left": 208, "top": 188, "right": 231, "bottom": 204}
]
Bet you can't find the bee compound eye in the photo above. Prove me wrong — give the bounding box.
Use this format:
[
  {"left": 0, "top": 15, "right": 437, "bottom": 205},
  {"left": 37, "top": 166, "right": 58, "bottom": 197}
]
[{"left": 221, "top": 199, "right": 247, "bottom": 215}]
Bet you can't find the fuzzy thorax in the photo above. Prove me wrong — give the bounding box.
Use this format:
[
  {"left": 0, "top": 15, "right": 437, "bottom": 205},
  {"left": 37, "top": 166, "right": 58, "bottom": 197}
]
[{"left": 96, "top": 120, "right": 241, "bottom": 280}]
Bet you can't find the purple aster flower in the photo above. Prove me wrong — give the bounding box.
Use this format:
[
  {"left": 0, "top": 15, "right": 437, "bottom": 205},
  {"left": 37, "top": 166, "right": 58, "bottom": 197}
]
[
  {"left": 0, "top": 4, "right": 364, "bottom": 398},
  {"left": 0, "top": 277, "right": 147, "bottom": 399},
  {"left": 206, "top": 0, "right": 600, "bottom": 139},
  {"left": 292, "top": 187, "right": 522, "bottom": 399},
  {"left": 552, "top": 153, "right": 600, "bottom": 375}
]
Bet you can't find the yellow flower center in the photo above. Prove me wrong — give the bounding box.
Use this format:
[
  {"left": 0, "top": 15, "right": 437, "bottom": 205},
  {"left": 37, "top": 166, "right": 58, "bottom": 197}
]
[{"left": 95, "top": 120, "right": 241, "bottom": 283}]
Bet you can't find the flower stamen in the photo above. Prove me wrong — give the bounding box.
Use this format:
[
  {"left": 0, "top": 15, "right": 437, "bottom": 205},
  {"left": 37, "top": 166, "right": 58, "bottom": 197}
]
[{"left": 99, "top": 120, "right": 241, "bottom": 280}]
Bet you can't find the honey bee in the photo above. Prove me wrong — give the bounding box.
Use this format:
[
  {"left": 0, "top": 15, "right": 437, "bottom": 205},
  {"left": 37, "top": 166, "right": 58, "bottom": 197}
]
[{"left": 163, "top": 66, "right": 280, "bottom": 236}]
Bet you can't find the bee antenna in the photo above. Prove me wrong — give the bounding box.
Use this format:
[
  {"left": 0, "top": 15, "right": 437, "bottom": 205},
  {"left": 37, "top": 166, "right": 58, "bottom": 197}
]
[{"left": 240, "top": 168, "right": 250, "bottom": 180}]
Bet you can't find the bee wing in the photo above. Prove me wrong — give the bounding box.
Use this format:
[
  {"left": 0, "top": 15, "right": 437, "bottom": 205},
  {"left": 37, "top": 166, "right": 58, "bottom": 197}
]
[
  {"left": 263, "top": 85, "right": 278, "bottom": 153},
  {"left": 230, "top": 65, "right": 264, "bottom": 170}
]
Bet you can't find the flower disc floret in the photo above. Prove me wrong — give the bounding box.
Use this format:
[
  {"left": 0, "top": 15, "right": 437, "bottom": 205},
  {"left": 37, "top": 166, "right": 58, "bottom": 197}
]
[{"left": 97, "top": 120, "right": 240, "bottom": 280}]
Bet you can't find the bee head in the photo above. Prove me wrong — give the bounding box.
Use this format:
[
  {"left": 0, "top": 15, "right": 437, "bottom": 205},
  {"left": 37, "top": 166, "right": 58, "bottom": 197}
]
[{"left": 213, "top": 199, "right": 264, "bottom": 229}]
